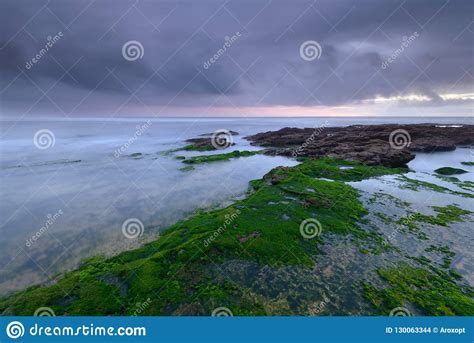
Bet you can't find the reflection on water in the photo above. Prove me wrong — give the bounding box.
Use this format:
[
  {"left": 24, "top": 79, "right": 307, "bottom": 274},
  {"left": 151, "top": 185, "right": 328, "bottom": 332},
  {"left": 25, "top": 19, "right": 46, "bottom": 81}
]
[{"left": 348, "top": 147, "right": 474, "bottom": 285}]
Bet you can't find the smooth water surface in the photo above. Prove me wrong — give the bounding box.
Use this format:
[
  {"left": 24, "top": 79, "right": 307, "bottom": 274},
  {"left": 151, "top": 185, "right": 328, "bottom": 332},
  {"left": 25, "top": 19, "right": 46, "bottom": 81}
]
[{"left": 0, "top": 116, "right": 472, "bottom": 294}]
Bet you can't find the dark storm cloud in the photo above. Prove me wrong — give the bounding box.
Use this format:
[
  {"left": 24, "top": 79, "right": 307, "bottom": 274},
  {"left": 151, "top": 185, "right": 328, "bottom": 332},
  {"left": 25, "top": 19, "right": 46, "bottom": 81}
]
[{"left": 0, "top": 0, "right": 472, "bottom": 116}]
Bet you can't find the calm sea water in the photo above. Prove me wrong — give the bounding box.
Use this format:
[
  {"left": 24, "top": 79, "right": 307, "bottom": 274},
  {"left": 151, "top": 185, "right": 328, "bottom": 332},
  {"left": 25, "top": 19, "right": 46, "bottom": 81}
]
[{"left": 0, "top": 116, "right": 472, "bottom": 294}]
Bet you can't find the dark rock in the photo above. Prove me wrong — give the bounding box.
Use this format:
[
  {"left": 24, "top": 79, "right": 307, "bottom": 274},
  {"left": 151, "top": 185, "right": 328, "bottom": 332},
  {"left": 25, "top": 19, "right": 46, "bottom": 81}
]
[
  {"left": 262, "top": 166, "right": 291, "bottom": 184},
  {"left": 434, "top": 167, "right": 468, "bottom": 175},
  {"left": 185, "top": 137, "right": 235, "bottom": 150},
  {"left": 246, "top": 124, "right": 474, "bottom": 167},
  {"left": 199, "top": 130, "right": 239, "bottom": 136},
  {"left": 129, "top": 152, "right": 143, "bottom": 158},
  {"left": 185, "top": 137, "right": 213, "bottom": 146}
]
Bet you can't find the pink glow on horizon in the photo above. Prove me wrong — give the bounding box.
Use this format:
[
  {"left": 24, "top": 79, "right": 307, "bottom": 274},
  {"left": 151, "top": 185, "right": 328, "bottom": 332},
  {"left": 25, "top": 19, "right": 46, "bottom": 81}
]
[{"left": 145, "top": 105, "right": 373, "bottom": 117}]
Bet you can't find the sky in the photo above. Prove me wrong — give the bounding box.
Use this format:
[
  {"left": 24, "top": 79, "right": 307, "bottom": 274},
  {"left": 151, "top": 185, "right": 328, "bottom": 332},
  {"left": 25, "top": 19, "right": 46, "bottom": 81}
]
[{"left": 0, "top": 0, "right": 473, "bottom": 118}]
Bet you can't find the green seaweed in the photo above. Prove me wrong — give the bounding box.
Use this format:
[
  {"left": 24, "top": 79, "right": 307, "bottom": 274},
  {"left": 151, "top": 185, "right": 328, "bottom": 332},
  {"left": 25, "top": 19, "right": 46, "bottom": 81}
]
[
  {"left": 425, "top": 245, "right": 456, "bottom": 269},
  {"left": 461, "top": 161, "right": 474, "bottom": 166},
  {"left": 0, "top": 158, "right": 402, "bottom": 316},
  {"left": 179, "top": 165, "right": 195, "bottom": 172},
  {"left": 363, "top": 263, "right": 474, "bottom": 316},
  {"left": 398, "top": 176, "right": 474, "bottom": 198},
  {"left": 434, "top": 174, "right": 474, "bottom": 192},
  {"left": 181, "top": 150, "right": 262, "bottom": 164},
  {"left": 374, "top": 212, "right": 393, "bottom": 224},
  {"left": 129, "top": 153, "right": 143, "bottom": 159},
  {"left": 368, "top": 192, "right": 411, "bottom": 208},
  {"left": 396, "top": 204, "right": 472, "bottom": 233},
  {"left": 292, "top": 158, "right": 407, "bottom": 182},
  {"left": 434, "top": 167, "right": 468, "bottom": 175},
  {"left": 180, "top": 144, "right": 216, "bottom": 152},
  {"left": 425, "top": 244, "right": 455, "bottom": 256}
]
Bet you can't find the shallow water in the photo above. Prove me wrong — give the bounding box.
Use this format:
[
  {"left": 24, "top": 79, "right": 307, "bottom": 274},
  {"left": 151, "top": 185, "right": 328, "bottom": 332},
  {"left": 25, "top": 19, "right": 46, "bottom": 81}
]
[
  {"left": 348, "top": 147, "right": 474, "bottom": 285},
  {"left": 0, "top": 116, "right": 472, "bottom": 295}
]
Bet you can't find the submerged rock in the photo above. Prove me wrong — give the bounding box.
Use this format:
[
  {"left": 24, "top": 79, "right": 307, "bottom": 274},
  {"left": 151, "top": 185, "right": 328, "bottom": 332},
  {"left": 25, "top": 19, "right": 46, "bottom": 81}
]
[
  {"left": 129, "top": 152, "right": 143, "bottom": 158},
  {"left": 434, "top": 167, "right": 468, "bottom": 175},
  {"left": 183, "top": 137, "right": 235, "bottom": 151}
]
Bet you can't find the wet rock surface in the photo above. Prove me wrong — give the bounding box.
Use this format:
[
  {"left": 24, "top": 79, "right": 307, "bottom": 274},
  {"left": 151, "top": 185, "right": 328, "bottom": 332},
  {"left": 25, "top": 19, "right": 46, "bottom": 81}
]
[
  {"left": 246, "top": 124, "right": 474, "bottom": 167},
  {"left": 184, "top": 137, "right": 235, "bottom": 150}
]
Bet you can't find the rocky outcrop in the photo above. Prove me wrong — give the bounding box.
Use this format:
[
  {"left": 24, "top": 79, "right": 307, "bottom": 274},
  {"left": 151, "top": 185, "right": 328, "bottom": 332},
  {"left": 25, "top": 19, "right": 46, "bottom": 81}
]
[
  {"left": 246, "top": 124, "right": 474, "bottom": 167},
  {"left": 185, "top": 130, "right": 239, "bottom": 150}
]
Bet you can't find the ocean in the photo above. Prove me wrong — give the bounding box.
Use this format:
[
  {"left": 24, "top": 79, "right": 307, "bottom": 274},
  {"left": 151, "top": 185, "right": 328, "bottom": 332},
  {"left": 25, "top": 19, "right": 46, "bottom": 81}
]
[{"left": 0, "top": 116, "right": 472, "bottom": 295}]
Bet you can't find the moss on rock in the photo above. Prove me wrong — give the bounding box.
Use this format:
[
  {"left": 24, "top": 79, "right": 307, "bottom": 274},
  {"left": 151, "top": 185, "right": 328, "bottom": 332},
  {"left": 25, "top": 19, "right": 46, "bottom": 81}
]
[
  {"left": 0, "top": 158, "right": 406, "bottom": 316},
  {"left": 182, "top": 150, "right": 262, "bottom": 164},
  {"left": 435, "top": 167, "right": 468, "bottom": 175},
  {"left": 363, "top": 263, "right": 474, "bottom": 316}
]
